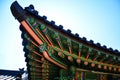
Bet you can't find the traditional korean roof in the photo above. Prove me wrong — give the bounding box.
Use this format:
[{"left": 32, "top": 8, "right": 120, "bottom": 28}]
[
  {"left": 11, "top": 1, "right": 120, "bottom": 80},
  {"left": 0, "top": 68, "right": 25, "bottom": 80}
]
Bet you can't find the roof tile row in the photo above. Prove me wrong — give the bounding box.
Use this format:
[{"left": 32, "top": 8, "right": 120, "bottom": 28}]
[{"left": 24, "top": 4, "right": 120, "bottom": 55}]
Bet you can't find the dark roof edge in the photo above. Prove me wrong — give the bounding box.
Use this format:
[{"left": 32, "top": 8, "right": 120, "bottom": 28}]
[
  {"left": 10, "top": 1, "right": 26, "bottom": 22},
  {"left": 0, "top": 69, "right": 26, "bottom": 75}
]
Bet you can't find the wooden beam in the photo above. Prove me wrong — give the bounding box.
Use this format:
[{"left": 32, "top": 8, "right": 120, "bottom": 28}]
[
  {"left": 68, "top": 46, "right": 72, "bottom": 54},
  {"left": 92, "top": 52, "right": 100, "bottom": 61},
  {"left": 67, "top": 39, "right": 72, "bottom": 54},
  {"left": 76, "top": 51, "right": 81, "bottom": 64},
  {"left": 21, "top": 20, "right": 43, "bottom": 45},
  {"left": 100, "top": 54, "right": 109, "bottom": 62},
  {"left": 85, "top": 48, "right": 92, "bottom": 60},
  {"left": 105, "top": 57, "right": 113, "bottom": 63},
  {"left": 78, "top": 45, "right": 82, "bottom": 57},
  {"left": 109, "top": 66, "right": 112, "bottom": 70},
  {"left": 91, "top": 63, "right": 95, "bottom": 67},
  {"left": 57, "top": 41, "right": 63, "bottom": 50},
  {"left": 45, "top": 34, "right": 54, "bottom": 46},
  {"left": 84, "top": 61, "right": 88, "bottom": 65},
  {"left": 76, "top": 44, "right": 82, "bottom": 64},
  {"left": 43, "top": 51, "right": 68, "bottom": 70},
  {"left": 36, "top": 28, "right": 50, "bottom": 46}
]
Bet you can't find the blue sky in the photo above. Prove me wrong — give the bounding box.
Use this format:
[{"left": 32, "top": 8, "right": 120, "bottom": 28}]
[{"left": 0, "top": 0, "right": 120, "bottom": 70}]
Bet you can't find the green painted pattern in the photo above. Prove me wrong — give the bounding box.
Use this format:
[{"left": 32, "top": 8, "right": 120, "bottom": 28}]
[{"left": 23, "top": 16, "right": 120, "bottom": 80}]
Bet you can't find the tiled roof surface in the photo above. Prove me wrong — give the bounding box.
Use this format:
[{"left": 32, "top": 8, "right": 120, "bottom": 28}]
[{"left": 0, "top": 69, "right": 25, "bottom": 80}]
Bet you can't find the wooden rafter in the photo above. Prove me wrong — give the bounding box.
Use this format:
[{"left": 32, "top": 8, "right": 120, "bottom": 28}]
[
  {"left": 85, "top": 48, "right": 92, "bottom": 60},
  {"left": 78, "top": 44, "right": 82, "bottom": 57},
  {"left": 55, "top": 35, "right": 63, "bottom": 50},
  {"left": 92, "top": 52, "right": 100, "bottom": 61},
  {"left": 35, "top": 28, "right": 50, "bottom": 46},
  {"left": 45, "top": 34, "right": 53, "bottom": 46},
  {"left": 67, "top": 39, "right": 72, "bottom": 54},
  {"left": 99, "top": 54, "right": 108, "bottom": 62}
]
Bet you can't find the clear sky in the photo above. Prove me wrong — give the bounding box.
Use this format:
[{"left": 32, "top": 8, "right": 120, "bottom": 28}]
[{"left": 0, "top": 0, "right": 120, "bottom": 70}]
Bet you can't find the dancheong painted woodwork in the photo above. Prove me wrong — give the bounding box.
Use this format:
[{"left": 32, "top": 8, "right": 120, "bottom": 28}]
[{"left": 11, "top": 1, "right": 120, "bottom": 80}]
